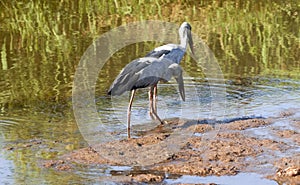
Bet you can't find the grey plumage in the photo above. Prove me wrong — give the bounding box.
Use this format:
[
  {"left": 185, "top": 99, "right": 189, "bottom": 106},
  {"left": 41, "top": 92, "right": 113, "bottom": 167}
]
[{"left": 108, "top": 57, "right": 185, "bottom": 101}]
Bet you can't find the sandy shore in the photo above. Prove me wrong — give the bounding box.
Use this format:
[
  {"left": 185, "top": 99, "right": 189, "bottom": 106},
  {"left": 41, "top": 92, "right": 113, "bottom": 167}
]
[{"left": 42, "top": 109, "right": 300, "bottom": 184}]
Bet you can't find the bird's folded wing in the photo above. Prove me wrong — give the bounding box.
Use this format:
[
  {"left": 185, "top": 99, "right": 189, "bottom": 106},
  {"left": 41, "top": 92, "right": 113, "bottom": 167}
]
[{"left": 108, "top": 58, "right": 155, "bottom": 95}]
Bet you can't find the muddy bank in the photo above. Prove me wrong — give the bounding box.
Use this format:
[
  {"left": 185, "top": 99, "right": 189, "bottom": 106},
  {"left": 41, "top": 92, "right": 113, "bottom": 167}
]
[{"left": 41, "top": 111, "right": 300, "bottom": 184}]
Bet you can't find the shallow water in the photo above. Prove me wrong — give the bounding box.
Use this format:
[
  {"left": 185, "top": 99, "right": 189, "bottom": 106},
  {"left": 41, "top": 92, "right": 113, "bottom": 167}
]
[
  {"left": 165, "top": 173, "right": 277, "bottom": 185},
  {"left": 96, "top": 77, "right": 300, "bottom": 138},
  {"left": 82, "top": 77, "right": 300, "bottom": 148},
  {"left": 0, "top": 0, "right": 299, "bottom": 184}
]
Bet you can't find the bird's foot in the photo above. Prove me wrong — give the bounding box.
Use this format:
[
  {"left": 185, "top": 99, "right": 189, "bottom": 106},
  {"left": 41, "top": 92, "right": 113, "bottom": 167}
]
[
  {"left": 149, "top": 111, "right": 164, "bottom": 124},
  {"left": 160, "top": 119, "right": 170, "bottom": 125},
  {"left": 162, "top": 120, "right": 168, "bottom": 124}
]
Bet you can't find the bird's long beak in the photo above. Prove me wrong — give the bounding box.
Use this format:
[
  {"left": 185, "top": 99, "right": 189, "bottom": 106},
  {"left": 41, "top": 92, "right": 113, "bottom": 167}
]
[
  {"left": 175, "top": 75, "right": 185, "bottom": 101},
  {"left": 187, "top": 30, "right": 194, "bottom": 55}
]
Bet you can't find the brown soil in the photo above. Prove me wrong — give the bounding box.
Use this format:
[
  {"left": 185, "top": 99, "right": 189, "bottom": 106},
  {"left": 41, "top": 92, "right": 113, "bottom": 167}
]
[
  {"left": 42, "top": 114, "right": 300, "bottom": 184},
  {"left": 273, "top": 154, "right": 300, "bottom": 184}
]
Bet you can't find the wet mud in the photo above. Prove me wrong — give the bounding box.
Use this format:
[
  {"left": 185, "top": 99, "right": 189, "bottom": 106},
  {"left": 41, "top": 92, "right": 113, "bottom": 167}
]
[{"left": 18, "top": 110, "right": 300, "bottom": 184}]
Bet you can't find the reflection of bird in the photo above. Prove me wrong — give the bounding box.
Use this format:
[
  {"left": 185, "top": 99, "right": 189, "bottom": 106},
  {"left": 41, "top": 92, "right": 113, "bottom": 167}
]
[{"left": 108, "top": 22, "right": 194, "bottom": 138}]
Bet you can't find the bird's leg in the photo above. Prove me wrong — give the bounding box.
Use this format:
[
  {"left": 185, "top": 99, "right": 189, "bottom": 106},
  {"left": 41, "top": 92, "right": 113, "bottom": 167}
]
[
  {"left": 127, "top": 89, "right": 136, "bottom": 139},
  {"left": 151, "top": 102, "right": 164, "bottom": 124},
  {"left": 148, "top": 87, "right": 154, "bottom": 118},
  {"left": 149, "top": 86, "right": 164, "bottom": 125},
  {"left": 153, "top": 84, "right": 158, "bottom": 114}
]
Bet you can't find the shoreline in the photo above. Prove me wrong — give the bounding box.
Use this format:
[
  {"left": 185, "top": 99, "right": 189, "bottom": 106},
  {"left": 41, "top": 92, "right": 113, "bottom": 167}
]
[{"left": 42, "top": 109, "right": 300, "bottom": 184}]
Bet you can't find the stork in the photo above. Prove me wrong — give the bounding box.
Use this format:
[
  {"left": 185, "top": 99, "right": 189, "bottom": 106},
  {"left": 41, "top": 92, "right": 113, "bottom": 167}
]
[{"left": 108, "top": 22, "right": 193, "bottom": 138}]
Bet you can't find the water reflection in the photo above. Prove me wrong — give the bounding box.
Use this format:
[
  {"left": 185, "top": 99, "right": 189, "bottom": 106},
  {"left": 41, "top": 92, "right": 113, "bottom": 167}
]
[{"left": 0, "top": 1, "right": 299, "bottom": 110}]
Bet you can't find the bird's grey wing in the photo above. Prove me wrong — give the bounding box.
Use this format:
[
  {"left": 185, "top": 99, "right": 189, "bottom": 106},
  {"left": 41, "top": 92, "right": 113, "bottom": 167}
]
[
  {"left": 133, "top": 76, "right": 161, "bottom": 89},
  {"left": 116, "top": 58, "right": 151, "bottom": 77},
  {"left": 133, "top": 60, "right": 169, "bottom": 89},
  {"left": 144, "top": 44, "right": 179, "bottom": 58},
  {"left": 107, "top": 58, "right": 153, "bottom": 95},
  {"left": 145, "top": 49, "right": 171, "bottom": 58}
]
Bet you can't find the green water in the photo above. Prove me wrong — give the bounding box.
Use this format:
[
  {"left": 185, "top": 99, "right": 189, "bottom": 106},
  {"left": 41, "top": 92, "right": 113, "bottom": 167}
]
[{"left": 0, "top": 1, "right": 299, "bottom": 184}]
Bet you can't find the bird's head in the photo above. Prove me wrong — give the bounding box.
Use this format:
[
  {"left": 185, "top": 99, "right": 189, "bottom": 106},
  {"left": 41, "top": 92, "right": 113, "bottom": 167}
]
[{"left": 179, "top": 22, "right": 194, "bottom": 55}]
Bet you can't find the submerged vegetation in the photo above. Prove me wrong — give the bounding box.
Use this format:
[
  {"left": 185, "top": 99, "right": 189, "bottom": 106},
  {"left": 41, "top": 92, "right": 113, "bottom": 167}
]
[{"left": 0, "top": 0, "right": 299, "bottom": 110}]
